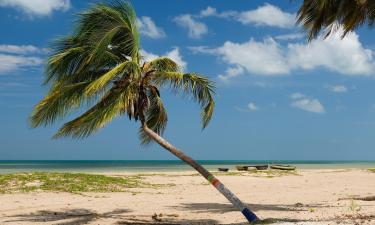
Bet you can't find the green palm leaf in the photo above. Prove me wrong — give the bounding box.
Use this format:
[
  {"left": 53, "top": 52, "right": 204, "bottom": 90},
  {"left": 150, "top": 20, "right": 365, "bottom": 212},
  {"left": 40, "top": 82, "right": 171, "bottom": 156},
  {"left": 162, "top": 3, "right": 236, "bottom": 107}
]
[
  {"left": 152, "top": 72, "right": 215, "bottom": 128},
  {"left": 140, "top": 85, "right": 168, "bottom": 145},
  {"left": 53, "top": 86, "right": 130, "bottom": 139},
  {"left": 84, "top": 61, "right": 140, "bottom": 96},
  {"left": 297, "top": 0, "right": 375, "bottom": 41}
]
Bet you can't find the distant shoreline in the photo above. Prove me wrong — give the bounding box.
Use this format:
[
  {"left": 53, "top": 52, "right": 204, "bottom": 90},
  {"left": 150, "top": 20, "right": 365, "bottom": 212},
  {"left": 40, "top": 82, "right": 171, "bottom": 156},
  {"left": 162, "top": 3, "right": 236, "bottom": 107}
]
[{"left": 0, "top": 160, "right": 374, "bottom": 174}]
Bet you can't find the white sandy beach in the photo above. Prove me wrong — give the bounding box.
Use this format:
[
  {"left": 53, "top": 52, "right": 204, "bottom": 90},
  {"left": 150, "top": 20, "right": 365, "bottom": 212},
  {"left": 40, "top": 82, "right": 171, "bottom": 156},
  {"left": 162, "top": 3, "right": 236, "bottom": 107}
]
[{"left": 0, "top": 169, "right": 374, "bottom": 225}]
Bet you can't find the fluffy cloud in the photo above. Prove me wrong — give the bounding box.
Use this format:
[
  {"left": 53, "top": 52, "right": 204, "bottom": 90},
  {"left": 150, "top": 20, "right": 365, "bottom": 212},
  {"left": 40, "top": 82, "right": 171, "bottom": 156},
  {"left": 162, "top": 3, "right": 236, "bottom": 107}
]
[
  {"left": 141, "top": 47, "right": 187, "bottom": 71},
  {"left": 287, "top": 31, "right": 375, "bottom": 75},
  {"left": 199, "top": 6, "right": 218, "bottom": 17},
  {"left": 235, "top": 102, "right": 259, "bottom": 112},
  {"left": 218, "top": 66, "right": 244, "bottom": 81},
  {"left": 0, "top": 45, "right": 46, "bottom": 54},
  {"left": 177, "top": 4, "right": 294, "bottom": 39},
  {"left": 290, "top": 92, "right": 305, "bottom": 99},
  {"left": 192, "top": 28, "right": 375, "bottom": 79},
  {"left": 329, "top": 85, "right": 348, "bottom": 93},
  {"left": 290, "top": 93, "right": 325, "bottom": 114},
  {"left": 174, "top": 14, "right": 208, "bottom": 39},
  {"left": 0, "top": 0, "right": 70, "bottom": 16},
  {"left": 0, "top": 54, "right": 43, "bottom": 74},
  {"left": 275, "top": 33, "right": 304, "bottom": 41},
  {"left": 218, "top": 38, "right": 289, "bottom": 75},
  {"left": 199, "top": 4, "right": 295, "bottom": 28},
  {"left": 0, "top": 44, "right": 44, "bottom": 74},
  {"left": 192, "top": 38, "right": 289, "bottom": 75},
  {"left": 236, "top": 4, "right": 295, "bottom": 28},
  {"left": 137, "top": 16, "right": 166, "bottom": 39},
  {"left": 247, "top": 102, "right": 258, "bottom": 111}
]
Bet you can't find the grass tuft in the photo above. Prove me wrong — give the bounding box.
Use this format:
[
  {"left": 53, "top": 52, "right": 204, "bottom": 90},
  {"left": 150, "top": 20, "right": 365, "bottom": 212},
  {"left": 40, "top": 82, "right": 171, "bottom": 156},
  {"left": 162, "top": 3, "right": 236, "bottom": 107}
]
[{"left": 0, "top": 172, "right": 169, "bottom": 194}]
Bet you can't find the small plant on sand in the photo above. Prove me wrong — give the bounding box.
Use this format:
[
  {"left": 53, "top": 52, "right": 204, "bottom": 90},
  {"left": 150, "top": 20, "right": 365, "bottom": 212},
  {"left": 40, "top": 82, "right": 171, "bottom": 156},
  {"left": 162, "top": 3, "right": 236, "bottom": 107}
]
[
  {"left": 349, "top": 200, "right": 361, "bottom": 212},
  {"left": 30, "top": 1, "right": 257, "bottom": 222},
  {"left": 368, "top": 168, "right": 375, "bottom": 173}
]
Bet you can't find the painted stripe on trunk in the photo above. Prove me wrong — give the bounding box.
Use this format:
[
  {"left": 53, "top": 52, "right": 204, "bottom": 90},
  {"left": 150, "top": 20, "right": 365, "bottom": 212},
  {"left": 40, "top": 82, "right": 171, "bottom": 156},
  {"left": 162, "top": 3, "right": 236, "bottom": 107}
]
[{"left": 241, "top": 208, "right": 258, "bottom": 222}]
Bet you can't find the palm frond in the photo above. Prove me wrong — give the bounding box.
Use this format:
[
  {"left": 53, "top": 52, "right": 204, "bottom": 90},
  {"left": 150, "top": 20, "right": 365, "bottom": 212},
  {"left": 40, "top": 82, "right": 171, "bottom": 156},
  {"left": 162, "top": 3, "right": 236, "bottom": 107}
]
[
  {"left": 45, "top": 0, "right": 140, "bottom": 85},
  {"left": 53, "top": 85, "right": 135, "bottom": 139},
  {"left": 143, "top": 57, "right": 180, "bottom": 73},
  {"left": 84, "top": 61, "right": 140, "bottom": 96},
  {"left": 30, "top": 81, "right": 90, "bottom": 128},
  {"left": 76, "top": 0, "right": 140, "bottom": 61},
  {"left": 140, "top": 85, "right": 168, "bottom": 145},
  {"left": 45, "top": 36, "right": 121, "bottom": 85},
  {"left": 297, "top": 0, "right": 375, "bottom": 41},
  {"left": 152, "top": 72, "right": 215, "bottom": 128}
]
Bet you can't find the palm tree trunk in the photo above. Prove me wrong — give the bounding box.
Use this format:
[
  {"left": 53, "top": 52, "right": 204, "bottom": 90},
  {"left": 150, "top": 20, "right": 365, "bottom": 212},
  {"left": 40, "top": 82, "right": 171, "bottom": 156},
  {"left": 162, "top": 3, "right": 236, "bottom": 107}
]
[{"left": 142, "top": 124, "right": 258, "bottom": 223}]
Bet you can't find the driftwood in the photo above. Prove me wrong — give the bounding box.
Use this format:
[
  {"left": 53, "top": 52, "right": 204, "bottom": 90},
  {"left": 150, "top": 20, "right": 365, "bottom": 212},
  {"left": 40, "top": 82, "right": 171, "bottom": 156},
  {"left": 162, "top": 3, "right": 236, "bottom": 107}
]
[{"left": 339, "top": 196, "right": 375, "bottom": 201}]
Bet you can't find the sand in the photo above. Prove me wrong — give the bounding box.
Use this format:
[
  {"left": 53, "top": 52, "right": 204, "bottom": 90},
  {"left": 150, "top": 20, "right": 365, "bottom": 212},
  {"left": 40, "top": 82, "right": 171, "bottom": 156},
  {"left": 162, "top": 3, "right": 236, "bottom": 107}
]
[{"left": 0, "top": 169, "right": 374, "bottom": 225}]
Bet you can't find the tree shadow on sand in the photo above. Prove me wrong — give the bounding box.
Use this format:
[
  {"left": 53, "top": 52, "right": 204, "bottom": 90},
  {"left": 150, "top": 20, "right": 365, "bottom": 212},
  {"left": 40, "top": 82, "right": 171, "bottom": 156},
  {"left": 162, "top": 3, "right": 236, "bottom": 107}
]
[
  {"left": 5, "top": 208, "right": 131, "bottom": 225},
  {"left": 5, "top": 208, "right": 238, "bottom": 225},
  {"left": 4, "top": 202, "right": 328, "bottom": 225},
  {"left": 174, "top": 202, "right": 327, "bottom": 213}
]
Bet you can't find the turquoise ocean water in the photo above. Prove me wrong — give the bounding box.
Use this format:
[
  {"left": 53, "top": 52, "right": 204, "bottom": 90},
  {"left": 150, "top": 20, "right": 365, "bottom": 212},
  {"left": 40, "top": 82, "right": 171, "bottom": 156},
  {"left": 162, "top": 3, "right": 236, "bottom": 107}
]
[{"left": 0, "top": 160, "right": 374, "bottom": 174}]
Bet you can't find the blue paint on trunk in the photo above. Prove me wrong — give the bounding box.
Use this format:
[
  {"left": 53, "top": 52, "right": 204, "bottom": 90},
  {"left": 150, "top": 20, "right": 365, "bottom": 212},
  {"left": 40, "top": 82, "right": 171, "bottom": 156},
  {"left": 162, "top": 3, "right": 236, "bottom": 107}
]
[{"left": 241, "top": 207, "right": 258, "bottom": 223}]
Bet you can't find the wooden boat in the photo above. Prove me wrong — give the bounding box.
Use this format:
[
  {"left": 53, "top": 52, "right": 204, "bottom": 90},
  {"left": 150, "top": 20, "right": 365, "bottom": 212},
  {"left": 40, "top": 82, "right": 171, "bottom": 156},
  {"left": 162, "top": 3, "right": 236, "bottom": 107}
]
[
  {"left": 236, "top": 165, "right": 248, "bottom": 171},
  {"left": 270, "top": 164, "right": 296, "bottom": 170},
  {"left": 247, "top": 164, "right": 268, "bottom": 170},
  {"left": 218, "top": 168, "right": 229, "bottom": 172}
]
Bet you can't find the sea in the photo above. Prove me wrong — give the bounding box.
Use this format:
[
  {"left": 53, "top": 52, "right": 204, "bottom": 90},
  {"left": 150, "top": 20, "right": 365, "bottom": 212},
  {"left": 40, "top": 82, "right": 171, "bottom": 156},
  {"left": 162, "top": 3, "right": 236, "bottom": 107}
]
[{"left": 0, "top": 160, "right": 374, "bottom": 174}]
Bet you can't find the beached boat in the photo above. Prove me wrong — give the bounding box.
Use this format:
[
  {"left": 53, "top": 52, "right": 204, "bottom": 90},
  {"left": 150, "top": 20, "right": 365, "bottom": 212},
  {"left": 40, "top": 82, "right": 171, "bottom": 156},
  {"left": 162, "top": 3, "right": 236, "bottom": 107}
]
[
  {"left": 236, "top": 166, "right": 248, "bottom": 171},
  {"left": 248, "top": 164, "right": 268, "bottom": 170},
  {"left": 270, "top": 164, "right": 296, "bottom": 170},
  {"left": 218, "top": 168, "right": 229, "bottom": 172}
]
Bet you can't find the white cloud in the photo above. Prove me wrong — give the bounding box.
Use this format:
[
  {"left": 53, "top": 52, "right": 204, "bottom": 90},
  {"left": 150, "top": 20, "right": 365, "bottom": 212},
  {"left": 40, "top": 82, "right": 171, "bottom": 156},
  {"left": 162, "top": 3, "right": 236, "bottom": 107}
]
[
  {"left": 247, "top": 102, "right": 258, "bottom": 111},
  {"left": 140, "top": 47, "right": 187, "bottom": 71},
  {"left": 287, "top": 29, "right": 375, "bottom": 76},
  {"left": 192, "top": 28, "right": 375, "bottom": 80},
  {"left": 290, "top": 93, "right": 325, "bottom": 114},
  {"left": 329, "top": 85, "right": 348, "bottom": 93},
  {"left": 275, "top": 33, "right": 304, "bottom": 41},
  {"left": 194, "top": 38, "right": 289, "bottom": 75},
  {"left": 137, "top": 16, "right": 165, "bottom": 39},
  {"left": 199, "top": 6, "right": 235, "bottom": 18},
  {"left": 0, "top": 0, "right": 70, "bottom": 16},
  {"left": 140, "top": 49, "right": 159, "bottom": 62},
  {"left": 0, "top": 54, "right": 43, "bottom": 74},
  {"left": 0, "top": 44, "right": 45, "bottom": 74},
  {"left": 174, "top": 14, "right": 208, "bottom": 39},
  {"left": 218, "top": 66, "right": 244, "bottom": 81},
  {"left": 290, "top": 92, "right": 305, "bottom": 99},
  {"left": 236, "top": 4, "right": 296, "bottom": 28},
  {"left": 0, "top": 44, "right": 48, "bottom": 54},
  {"left": 199, "top": 4, "right": 295, "bottom": 28},
  {"left": 235, "top": 102, "right": 259, "bottom": 112},
  {"left": 200, "top": 6, "right": 217, "bottom": 17}
]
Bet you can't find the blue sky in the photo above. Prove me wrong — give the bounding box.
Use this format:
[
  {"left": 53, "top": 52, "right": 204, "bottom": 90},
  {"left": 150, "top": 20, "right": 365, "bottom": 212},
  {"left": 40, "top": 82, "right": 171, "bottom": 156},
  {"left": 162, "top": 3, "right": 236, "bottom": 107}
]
[{"left": 0, "top": 0, "right": 375, "bottom": 160}]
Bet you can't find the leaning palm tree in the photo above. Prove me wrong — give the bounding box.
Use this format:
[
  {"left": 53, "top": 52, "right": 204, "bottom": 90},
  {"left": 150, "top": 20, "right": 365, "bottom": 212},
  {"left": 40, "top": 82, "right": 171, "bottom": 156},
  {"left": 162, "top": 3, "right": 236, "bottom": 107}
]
[
  {"left": 297, "top": 0, "right": 375, "bottom": 41},
  {"left": 30, "top": 1, "right": 258, "bottom": 223}
]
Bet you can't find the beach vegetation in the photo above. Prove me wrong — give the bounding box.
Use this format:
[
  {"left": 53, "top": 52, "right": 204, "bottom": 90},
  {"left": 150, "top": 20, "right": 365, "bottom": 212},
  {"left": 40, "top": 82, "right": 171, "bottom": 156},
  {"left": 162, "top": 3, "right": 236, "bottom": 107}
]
[
  {"left": 0, "top": 172, "right": 170, "bottom": 194},
  {"left": 349, "top": 199, "right": 361, "bottom": 212}
]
